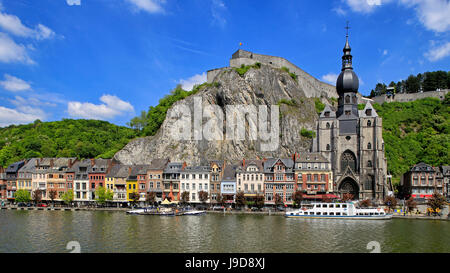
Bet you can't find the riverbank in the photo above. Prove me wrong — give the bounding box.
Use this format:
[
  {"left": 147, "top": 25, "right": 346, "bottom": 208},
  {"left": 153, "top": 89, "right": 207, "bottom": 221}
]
[{"left": 2, "top": 206, "right": 449, "bottom": 221}]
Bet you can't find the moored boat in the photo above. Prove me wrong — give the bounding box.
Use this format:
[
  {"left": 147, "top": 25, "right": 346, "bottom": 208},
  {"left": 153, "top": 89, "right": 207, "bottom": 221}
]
[
  {"left": 183, "top": 210, "right": 206, "bottom": 215},
  {"left": 285, "top": 202, "right": 392, "bottom": 220}
]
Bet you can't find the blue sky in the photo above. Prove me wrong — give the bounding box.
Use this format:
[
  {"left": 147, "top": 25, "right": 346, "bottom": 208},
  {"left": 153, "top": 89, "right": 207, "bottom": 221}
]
[{"left": 0, "top": 0, "right": 449, "bottom": 127}]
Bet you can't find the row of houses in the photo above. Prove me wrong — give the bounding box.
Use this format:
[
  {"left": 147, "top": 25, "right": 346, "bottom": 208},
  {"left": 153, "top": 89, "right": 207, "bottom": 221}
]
[
  {"left": 2, "top": 156, "right": 447, "bottom": 206},
  {"left": 0, "top": 153, "right": 336, "bottom": 206}
]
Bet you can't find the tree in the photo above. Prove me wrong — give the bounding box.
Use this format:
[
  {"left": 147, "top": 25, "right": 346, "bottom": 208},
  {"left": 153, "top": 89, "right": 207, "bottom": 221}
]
[
  {"left": 384, "top": 196, "right": 397, "bottom": 212},
  {"left": 274, "top": 193, "right": 284, "bottom": 209},
  {"left": 129, "top": 191, "right": 140, "bottom": 207},
  {"left": 146, "top": 192, "right": 156, "bottom": 206},
  {"left": 198, "top": 191, "right": 209, "bottom": 207},
  {"left": 32, "top": 189, "right": 42, "bottom": 205},
  {"left": 181, "top": 191, "right": 190, "bottom": 206},
  {"left": 405, "top": 74, "right": 420, "bottom": 93},
  {"left": 95, "top": 186, "right": 112, "bottom": 206},
  {"left": 255, "top": 194, "right": 264, "bottom": 209},
  {"left": 14, "top": 189, "right": 31, "bottom": 203},
  {"left": 61, "top": 190, "right": 74, "bottom": 206},
  {"left": 49, "top": 190, "right": 57, "bottom": 206},
  {"left": 359, "top": 199, "right": 372, "bottom": 208},
  {"left": 341, "top": 193, "right": 353, "bottom": 202},
  {"left": 405, "top": 197, "right": 417, "bottom": 214},
  {"left": 235, "top": 191, "right": 245, "bottom": 209},
  {"left": 216, "top": 193, "right": 225, "bottom": 207},
  {"left": 427, "top": 193, "right": 446, "bottom": 216},
  {"left": 292, "top": 190, "right": 303, "bottom": 208}
]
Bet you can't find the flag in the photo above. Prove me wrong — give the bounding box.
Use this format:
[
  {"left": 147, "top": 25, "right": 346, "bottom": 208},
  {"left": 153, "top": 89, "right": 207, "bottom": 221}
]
[{"left": 239, "top": 42, "right": 242, "bottom": 46}]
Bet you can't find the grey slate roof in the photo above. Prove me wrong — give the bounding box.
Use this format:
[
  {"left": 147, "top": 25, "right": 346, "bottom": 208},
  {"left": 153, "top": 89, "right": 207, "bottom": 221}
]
[
  {"left": 149, "top": 158, "right": 170, "bottom": 170},
  {"left": 106, "top": 164, "right": 130, "bottom": 178},
  {"left": 236, "top": 159, "right": 264, "bottom": 172},
  {"left": 320, "top": 104, "right": 336, "bottom": 118},
  {"left": 164, "top": 162, "right": 184, "bottom": 173},
  {"left": 358, "top": 102, "right": 378, "bottom": 117},
  {"left": 18, "top": 158, "right": 38, "bottom": 174},
  {"left": 410, "top": 162, "right": 435, "bottom": 172},
  {"left": 263, "top": 158, "right": 294, "bottom": 172},
  {"left": 295, "top": 153, "right": 329, "bottom": 163},
  {"left": 6, "top": 161, "right": 25, "bottom": 173},
  {"left": 441, "top": 166, "right": 450, "bottom": 176},
  {"left": 182, "top": 166, "right": 211, "bottom": 173},
  {"left": 222, "top": 164, "right": 237, "bottom": 181}
]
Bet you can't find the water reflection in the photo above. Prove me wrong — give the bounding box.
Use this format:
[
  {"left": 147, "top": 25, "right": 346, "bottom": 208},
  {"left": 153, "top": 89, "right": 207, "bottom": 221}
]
[{"left": 0, "top": 210, "right": 449, "bottom": 253}]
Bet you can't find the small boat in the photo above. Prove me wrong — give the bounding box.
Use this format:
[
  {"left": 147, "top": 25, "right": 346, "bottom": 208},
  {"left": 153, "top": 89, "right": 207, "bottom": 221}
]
[
  {"left": 285, "top": 202, "right": 392, "bottom": 220},
  {"left": 183, "top": 210, "right": 206, "bottom": 215},
  {"left": 126, "top": 207, "right": 154, "bottom": 214}
]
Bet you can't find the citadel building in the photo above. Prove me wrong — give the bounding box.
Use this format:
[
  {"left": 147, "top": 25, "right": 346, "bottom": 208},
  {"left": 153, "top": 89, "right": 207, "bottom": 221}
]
[{"left": 312, "top": 33, "right": 389, "bottom": 200}]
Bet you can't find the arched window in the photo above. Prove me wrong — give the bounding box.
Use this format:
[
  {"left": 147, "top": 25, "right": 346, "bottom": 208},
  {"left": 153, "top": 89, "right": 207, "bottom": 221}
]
[
  {"left": 367, "top": 142, "right": 372, "bottom": 150},
  {"left": 345, "top": 95, "right": 350, "bottom": 103},
  {"left": 326, "top": 144, "right": 330, "bottom": 151},
  {"left": 341, "top": 151, "right": 356, "bottom": 172},
  {"left": 352, "top": 95, "right": 357, "bottom": 103},
  {"left": 367, "top": 120, "right": 371, "bottom": 127},
  {"left": 367, "top": 160, "right": 372, "bottom": 167},
  {"left": 326, "top": 122, "right": 330, "bottom": 129},
  {"left": 365, "top": 176, "right": 374, "bottom": 191}
]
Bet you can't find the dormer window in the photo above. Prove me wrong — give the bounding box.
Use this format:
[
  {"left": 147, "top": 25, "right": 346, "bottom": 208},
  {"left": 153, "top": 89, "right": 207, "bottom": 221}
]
[
  {"left": 345, "top": 110, "right": 351, "bottom": 116},
  {"left": 325, "top": 111, "right": 330, "bottom": 117},
  {"left": 365, "top": 109, "right": 372, "bottom": 116}
]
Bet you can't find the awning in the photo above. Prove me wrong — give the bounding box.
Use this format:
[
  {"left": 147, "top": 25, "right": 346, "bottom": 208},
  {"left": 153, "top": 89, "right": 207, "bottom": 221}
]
[
  {"left": 412, "top": 194, "right": 433, "bottom": 198},
  {"left": 161, "top": 198, "right": 178, "bottom": 205}
]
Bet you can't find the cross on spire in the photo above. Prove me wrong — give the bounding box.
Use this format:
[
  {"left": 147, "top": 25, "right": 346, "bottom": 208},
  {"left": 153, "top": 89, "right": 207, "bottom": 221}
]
[{"left": 345, "top": 21, "right": 350, "bottom": 37}]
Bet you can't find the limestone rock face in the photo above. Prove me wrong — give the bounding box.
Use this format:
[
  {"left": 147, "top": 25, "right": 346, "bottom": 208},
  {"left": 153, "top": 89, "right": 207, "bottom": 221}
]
[{"left": 114, "top": 64, "right": 334, "bottom": 165}]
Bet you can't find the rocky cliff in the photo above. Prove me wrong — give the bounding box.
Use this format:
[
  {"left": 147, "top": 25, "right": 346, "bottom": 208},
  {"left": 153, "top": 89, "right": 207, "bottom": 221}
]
[{"left": 114, "top": 63, "right": 335, "bottom": 165}]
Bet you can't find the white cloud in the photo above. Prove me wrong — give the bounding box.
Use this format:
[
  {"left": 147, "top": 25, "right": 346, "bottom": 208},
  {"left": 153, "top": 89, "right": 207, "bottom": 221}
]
[
  {"left": 0, "top": 105, "right": 44, "bottom": 127},
  {"left": 68, "top": 94, "right": 135, "bottom": 120},
  {"left": 424, "top": 41, "right": 450, "bottom": 61},
  {"left": 321, "top": 73, "right": 339, "bottom": 85},
  {"left": 179, "top": 72, "right": 207, "bottom": 91},
  {"left": 343, "top": 0, "right": 386, "bottom": 13},
  {"left": 0, "top": 33, "right": 34, "bottom": 64},
  {"left": 125, "top": 0, "right": 165, "bottom": 14},
  {"left": 66, "top": 0, "right": 81, "bottom": 6},
  {"left": 0, "top": 9, "right": 55, "bottom": 40},
  {"left": 400, "top": 0, "right": 450, "bottom": 32},
  {"left": 0, "top": 74, "right": 31, "bottom": 91},
  {"left": 211, "top": 0, "right": 227, "bottom": 28},
  {"left": 383, "top": 49, "right": 388, "bottom": 56}
]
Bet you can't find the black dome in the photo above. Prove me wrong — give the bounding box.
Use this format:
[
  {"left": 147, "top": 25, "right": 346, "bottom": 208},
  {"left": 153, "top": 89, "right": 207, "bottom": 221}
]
[{"left": 336, "top": 69, "right": 359, "bottom": 95}]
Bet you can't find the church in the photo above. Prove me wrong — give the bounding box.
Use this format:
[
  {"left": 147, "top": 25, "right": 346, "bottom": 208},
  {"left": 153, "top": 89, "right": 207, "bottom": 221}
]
[{"left": 312, "top": 32, "right": 389, "bottom": 201}]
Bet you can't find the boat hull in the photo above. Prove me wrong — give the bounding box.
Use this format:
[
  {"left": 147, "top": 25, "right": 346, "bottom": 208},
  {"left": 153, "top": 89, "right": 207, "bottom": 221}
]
[{"left": 285, "top": 214, "right": 393, "bottom": 220}]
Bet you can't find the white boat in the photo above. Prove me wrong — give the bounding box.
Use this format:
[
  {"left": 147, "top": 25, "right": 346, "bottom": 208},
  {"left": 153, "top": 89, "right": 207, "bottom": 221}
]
[
  {"left": 126, "top": 207, "right": 153, "bottom": 214},
  {"left": 183, "top": 210, "right": 206, "bottom": 215},
  {"left": 285, "top": 202, "right": 392, "bottom": 220}
]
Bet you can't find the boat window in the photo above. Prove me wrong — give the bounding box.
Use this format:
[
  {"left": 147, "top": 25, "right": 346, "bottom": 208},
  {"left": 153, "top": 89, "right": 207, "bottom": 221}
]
[
  {"left": 374, "top": 213, "right": 379, "bottom": 215},
  {"left": 336, "top": 212, "right": 341, "bottom": 215},
  {"left": 342, "top": 204, "right": 347, "bottom": 208},
  {"left": 309, "top": 212, "right": 314, "bottom": 215},
  {"left": 343, "top": 213, "right": 347, "bottom": 215},
  {"left": 323, "top": 204, "right": 328, "bottom": 208},
  {"left": 329, "top": 204, "right": 334, "bottom": 208},
  {"left": 329, "top": 212, "right": 334, "bottom": 215},
  {"left": 364, "top": 213, "right": 369, "bottom": 216},
  {"left": 316, "top": 212, "right": 321, "bottom": 215},
  {"left": 370, "top": 213, "right": 374, "bottom": 216},
  {"left": 381, "top": 212, "right": 384, "bottom": 215},
  {"left": 316, "top": 204, "right": 321, "bottom": 208},
  {"left": 335, "top": 204, "right": 340, "bottom": 208},
  {"left": 323, "top": 212, "right": 328, "bottom": 215}
]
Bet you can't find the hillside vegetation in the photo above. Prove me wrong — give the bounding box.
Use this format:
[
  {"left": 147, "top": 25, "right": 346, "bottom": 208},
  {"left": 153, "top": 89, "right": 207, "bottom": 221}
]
[
  {"left": 373, "top": 93, "right": 450, "bottom": 181},
  {"left": 0, "top": 119, "right": 136, "bottom": 167}
]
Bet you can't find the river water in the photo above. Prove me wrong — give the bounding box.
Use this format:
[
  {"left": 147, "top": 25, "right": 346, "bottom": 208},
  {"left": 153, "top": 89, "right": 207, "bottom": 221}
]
[{"left": 0, "top": 210, "right": 449, "bottom": 253}]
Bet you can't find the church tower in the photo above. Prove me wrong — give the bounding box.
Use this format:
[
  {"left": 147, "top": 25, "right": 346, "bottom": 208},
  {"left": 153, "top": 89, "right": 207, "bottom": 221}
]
[{"left": 312, "top": 26, "right": 388, "bottom": 201}]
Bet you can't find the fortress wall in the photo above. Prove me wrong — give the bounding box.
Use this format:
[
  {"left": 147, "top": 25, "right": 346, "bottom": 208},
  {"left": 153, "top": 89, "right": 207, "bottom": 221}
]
[
  {"left": 372, "top": 89, "right": 449, "bottom": 104},
  {"left": 206, "top": 68, "right": 223, "bottom": 83},
  {"left": 229, "top": 52, "right": 338, "bottom": 99}
]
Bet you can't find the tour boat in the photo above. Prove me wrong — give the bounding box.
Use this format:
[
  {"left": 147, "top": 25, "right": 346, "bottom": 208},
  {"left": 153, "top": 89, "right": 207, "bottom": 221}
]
[
  {"left": 126, "top": 207, "right": 155, "bottom": 214},
  {"left": 285, "top": 202, "right": 392, "bottom": 220},
  {"left": 183, "top": 210, "right": 206, "bottom": 216}
]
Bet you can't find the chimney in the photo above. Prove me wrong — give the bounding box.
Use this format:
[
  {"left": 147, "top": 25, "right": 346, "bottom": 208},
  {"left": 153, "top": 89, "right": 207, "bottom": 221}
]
[
  {"left": 182, "top": 162, "right": 187, "bottom": 170},
  {"left": 90, "top": 158, "right": 95, "bottom": 167},
  {"left": 50, "top": 159, "right": 54, "bottom": 168},
  {"left": 40, "top": 158, "right": 43, "bottom": 163},
  {"left": 35, "top": 159, "right": 39, "bottom": 168},
  {"left": 128, "top": 166, "right": 132, "bottom": 176},
  {"left": 243, "top": 159, "right": 245, "bottom": 167}
]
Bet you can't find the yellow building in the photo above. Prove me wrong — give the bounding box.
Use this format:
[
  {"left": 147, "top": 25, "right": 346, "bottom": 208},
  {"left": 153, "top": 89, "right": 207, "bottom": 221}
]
[{"left": 126, "top": 166, "right": 138, "bottom": 202}]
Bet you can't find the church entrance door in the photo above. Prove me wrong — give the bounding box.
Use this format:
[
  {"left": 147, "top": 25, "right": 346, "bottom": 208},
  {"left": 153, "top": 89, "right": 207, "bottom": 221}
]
[{"left": 338, "top": 177, "right": 359, "bottom": 200}]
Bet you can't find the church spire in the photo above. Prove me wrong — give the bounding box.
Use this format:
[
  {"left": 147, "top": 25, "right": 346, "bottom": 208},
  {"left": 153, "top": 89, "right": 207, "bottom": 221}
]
[{"left": 342, "top": 21, "right": 353, "bottom": 71}]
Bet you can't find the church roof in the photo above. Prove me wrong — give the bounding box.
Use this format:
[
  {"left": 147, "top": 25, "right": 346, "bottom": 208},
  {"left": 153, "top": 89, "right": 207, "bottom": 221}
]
[
  {"left": 319, "top": 104, "right": 336, "bottom": 118},
  {"left": 359, "top": 102, "right": 378, "bottom": 117}
]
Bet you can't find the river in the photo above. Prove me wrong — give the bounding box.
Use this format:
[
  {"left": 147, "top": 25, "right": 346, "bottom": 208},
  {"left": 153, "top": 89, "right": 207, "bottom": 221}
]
[{"left": 0, "top": 210, "right": 449, "bottom": 253}]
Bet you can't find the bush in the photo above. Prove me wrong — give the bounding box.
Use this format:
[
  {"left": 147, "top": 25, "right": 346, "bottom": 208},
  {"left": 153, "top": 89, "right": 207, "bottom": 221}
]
[
  {"left": 300, "top": 128, "right": 316, "bottom": 139},
  {"left": 314, "top": 98, "right": 325, "bottom": 114}
]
